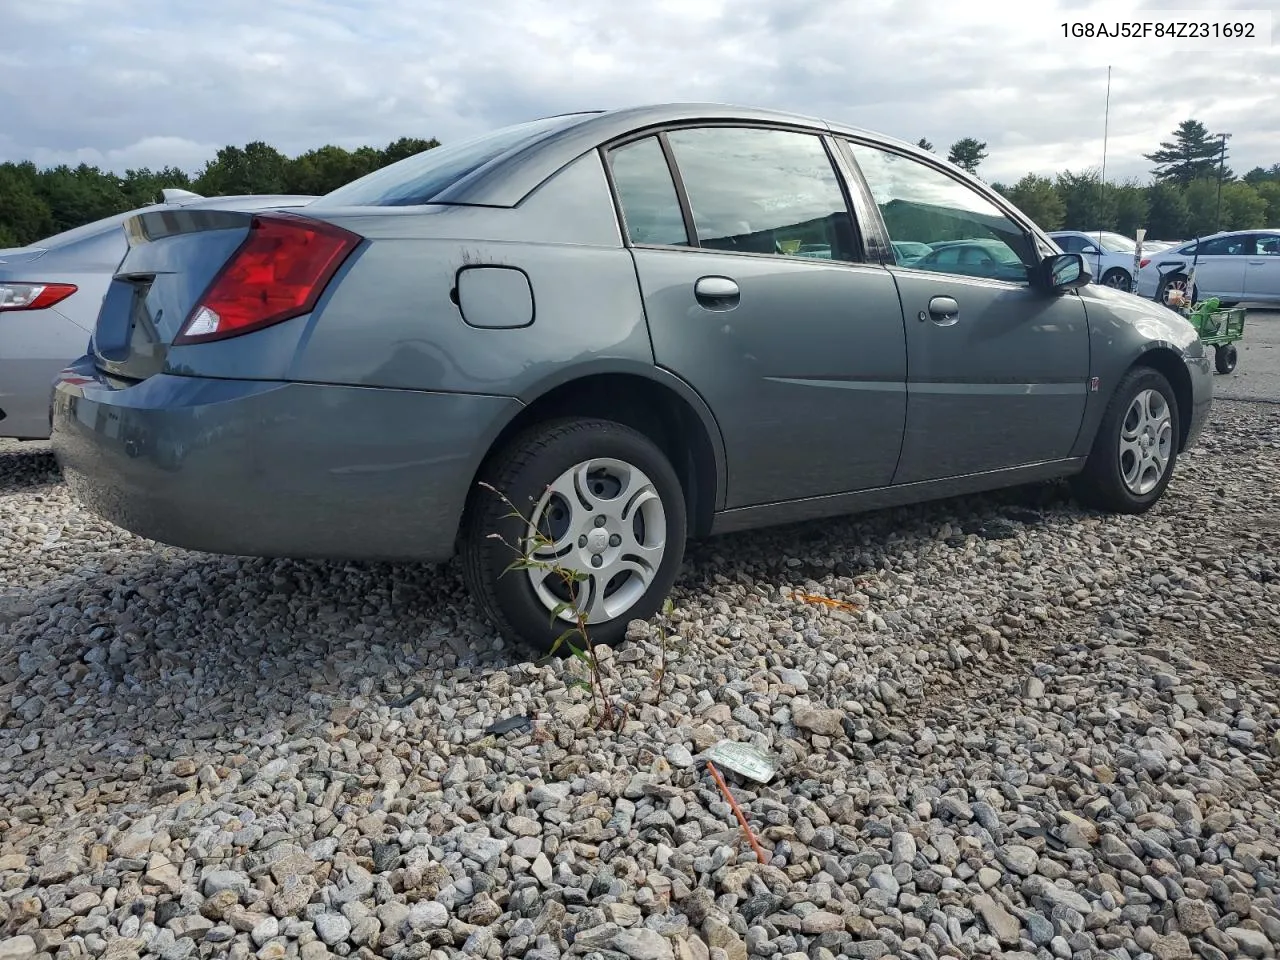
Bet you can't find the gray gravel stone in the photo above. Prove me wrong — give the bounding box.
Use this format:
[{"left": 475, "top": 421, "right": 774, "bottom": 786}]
[{"left": 1, "top": 404, "right": 1279, "bottom": 960}]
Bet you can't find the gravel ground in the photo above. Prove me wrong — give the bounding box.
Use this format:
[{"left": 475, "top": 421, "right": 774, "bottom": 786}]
[{"left": 2, "top": 400, "right": 1279, "bottom": 960}]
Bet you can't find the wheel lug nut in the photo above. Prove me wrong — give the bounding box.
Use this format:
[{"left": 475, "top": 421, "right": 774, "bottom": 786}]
[
  {"left": 591, "top": 555, "right": 603, "bottom": 567},
  {"left": 578, "top": 535, "right": 587, "bottom": 548},
  {"left": 609, "top": 534, "right": 621, "bottom": 547},
  {"left": 594, "top": 516, "right": 607, "bottom": 528}
]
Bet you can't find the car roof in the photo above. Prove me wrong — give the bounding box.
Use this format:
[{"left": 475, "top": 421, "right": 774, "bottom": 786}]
[{"left": 402, "top": 101, "right": 960, "bottom": 209}]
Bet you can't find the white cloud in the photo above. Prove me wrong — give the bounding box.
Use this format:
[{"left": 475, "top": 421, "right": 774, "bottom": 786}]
[{"left": 0, "top": 0, "right": 1275, "bottom": 184}]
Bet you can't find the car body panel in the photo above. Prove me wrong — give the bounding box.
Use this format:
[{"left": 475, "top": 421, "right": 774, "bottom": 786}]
[
  {"left": 51, "top": 355, "right": 519, "bottom": 563},
  {"left": 886, "top": 269, "right": 1090, "bottom": 483},
  {"left": 0, "top": 193, "right": 314, "bottom": 438},
  {"left": 49, "top": 102, "right": 1212, "bottom": 566},
  {"left": 634, "top": 249, "right": 907, "bottom": 507}
]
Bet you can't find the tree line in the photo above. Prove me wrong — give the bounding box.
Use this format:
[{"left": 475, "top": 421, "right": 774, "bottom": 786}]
[
  {"left": 2, "top": 119, "right": 1277, "bottom": 249},
  {"left": 0, "top": 137, "right": 439, "bottom": 248},
  {"left": 929, "top": 120, "right": 1280, "bottom": 240}
]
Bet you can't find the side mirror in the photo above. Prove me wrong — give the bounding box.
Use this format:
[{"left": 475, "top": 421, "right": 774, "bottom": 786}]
[{"left": 1043, "top": 252, "right": 1092, "bottom": 291}]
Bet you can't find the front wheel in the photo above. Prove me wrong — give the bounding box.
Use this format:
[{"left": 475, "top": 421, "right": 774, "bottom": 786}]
[
  {"left": 1215, "top": 343, "right": 1238, "bottom": 374},
  {"left": 1072, "top": 367, "right": 1180, "bottom": 514},
  {"left": 1101, "top": 268, "right": 1131, "bottom": 290},
  {"left": 461, "top": 417, "right": 687, "bottom": 651}
]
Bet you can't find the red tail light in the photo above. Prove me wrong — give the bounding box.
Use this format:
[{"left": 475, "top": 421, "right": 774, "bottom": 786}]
[
  {"left": 0, "top": 282, "right": 78, "bottom": 312},
  {"left": 1139, "top": 258, "right": 1151, "bottom": 268},
  {"left": 174, "top": 212, "right": 360, "bottom": 345}
]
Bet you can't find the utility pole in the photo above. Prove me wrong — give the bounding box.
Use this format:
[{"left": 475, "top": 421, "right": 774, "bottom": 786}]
[{"left": 1213, "top": 132, "right": 1232, "bottom": 232}]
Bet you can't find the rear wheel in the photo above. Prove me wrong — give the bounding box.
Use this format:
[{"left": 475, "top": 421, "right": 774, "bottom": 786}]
[
  {"left": 1101, "top": 268, "right": 1131, "bottom": 290},
  {"left": 1157, "top": 274, "right": 1195, "bottom": 307},
  {"left": 1072, "top": 367, "right": 1180, "bottom": 514},
  {"left": 1215, "top": 343, "right": 1238, "bottom": 374},
  {"left": 461, "top": 418, "right": 687, "bottom": 651}
]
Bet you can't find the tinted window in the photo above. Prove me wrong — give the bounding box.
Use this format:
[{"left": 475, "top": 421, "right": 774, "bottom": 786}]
[
  {"left": 1197, "top": 234, "right": 1249, "bottom": 256},
  {"left": 1256, "top": 235, "right": 1280, "bottom": 255},
  {"left": 607, "top": 137, "right": 689, "bottom": 246},
  {"left": 848, "top": 142, "right": 1034, "bottom": 283},
  {"left": 313, "top": 114, "right": 588, "bottom": 207},
  {"left": 1054, "top": 234, "right": 1086, "bottom": 253},
  {"left": 664, "top": 127, "right": 857, "bottom": 262}
]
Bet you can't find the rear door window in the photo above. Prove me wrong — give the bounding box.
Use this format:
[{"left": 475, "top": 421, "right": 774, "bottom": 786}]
[{"left": 607, "top": 137, "right": 690, "bottom": 247}]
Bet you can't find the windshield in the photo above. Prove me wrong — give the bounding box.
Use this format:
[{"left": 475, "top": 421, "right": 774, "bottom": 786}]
[
  {"left": 314, "top": 114, "right": 592, "bottom": 207},
  {"left": 1094, "top": 232, "right": 1136, "bottom": 253}
]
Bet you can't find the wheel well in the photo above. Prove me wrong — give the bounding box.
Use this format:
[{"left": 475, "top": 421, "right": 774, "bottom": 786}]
[
  {"left": 1134, "top": 348, "right": 1193, "bottom": 448},
  {"left": 459, "top": 374, "right": 720, "bottom": 544}
]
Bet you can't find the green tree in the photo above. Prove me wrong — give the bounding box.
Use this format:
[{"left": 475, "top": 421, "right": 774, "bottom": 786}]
[
  {"left": 1255, "top": 181, "right": 1280, "bottom": 226},
  {"left": 121, "top": 166, "right": 194, "bottom": 207},
  {"left": 1242, "top": 165, "right": 1279, "bottom": 185},
  {"left": 36, "top": 164, "right": 131, "bottom": 233},
  {"left": 1182, "top": 178, "right": 1220, "bottom": 237},
  {"left": 916, "top": 138, "right": 934, "bottom": 152},
  {"left": 194, "top": 141, "right": 290, "bottom": 195},
  {"left": 1145, "top": 120, "right": 1229, "bottom": 185},
  {"left": 382, "top": 137, "right": 441, "bottom": 165},
  {"left": 1145, "top": 182, "right": 1191, "bottom": 239},
  {"left": 1005, "top": 174, "right": 1065, "bottom": 230},
  {"left": 1055, "top": 170, "right": 1115, "bottom": 230},
  {"left": 0, "top": 162, "right": 55, "bottom": 245},
  {"left": 947, "top": 137, "right": 987, "bottom": 174},
  {"left": 1110, "top": 181, "right": 1150, "bottom": 237},
  {"left": 1218, "top": 180, "right": 1267, "bottom": 230}
]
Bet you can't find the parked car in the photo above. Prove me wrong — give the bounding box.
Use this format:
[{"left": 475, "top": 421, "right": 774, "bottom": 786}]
[
  {"left": 1135, "top": 230, "right": 1280, "bottom": 306},
  {"left": 891, "top": 240, "right": 933, "bottom": 264},
  {"left": 1047, "top": 230, "right": 1141, "bottom": 289},
  {"left": 50, "top": 103, "right": 1213, "bottom": 651},
  {"left": 912, "top": 238, "right": 1028, "bottom": 283},
  {"left": 1, "top": 190, "right": 315, "bottom": 439}
]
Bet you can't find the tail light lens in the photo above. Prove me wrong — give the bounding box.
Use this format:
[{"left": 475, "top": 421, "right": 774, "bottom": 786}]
[
  {"left": 174, "top": 212, "right": 360, "bottom": 345},
  {"left": 1139, "top": 258, "right": 1151, "bottom": 268},
  {"left": 0, "top": 282, "right": 78, "bottom": 312}
]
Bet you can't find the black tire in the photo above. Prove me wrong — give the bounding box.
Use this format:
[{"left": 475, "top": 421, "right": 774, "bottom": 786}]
[
  {"left": 1215, "top": 343, "right": 1238, "bottom": 374},
  {"left": 1156, "top": 274, "right": 1195, "bottom": 307},
  {"left": 1100, "top": 268, "right": 1131, "bottom": 290},
  {"left": 1072, "top": 366, "right": 1181, "bottom": 514},
  {"left": 461, "top": 417, "right": 687, "bottom": 652}
]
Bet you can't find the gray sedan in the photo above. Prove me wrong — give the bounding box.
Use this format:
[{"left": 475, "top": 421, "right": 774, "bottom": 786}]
[
  {"left": 50, "top": 103, "right": 1213, "bottom": 651},
  {"left": 0, "top": 190, "right": 313, "bottom": 439}
]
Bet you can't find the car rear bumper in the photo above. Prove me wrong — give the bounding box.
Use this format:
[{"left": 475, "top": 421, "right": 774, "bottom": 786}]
[
  {"left": 50, "top": 358, "right": 521, "bottom": 563},
  {"left": 0, "top": 306, "right": 91, "bottom": 439}
]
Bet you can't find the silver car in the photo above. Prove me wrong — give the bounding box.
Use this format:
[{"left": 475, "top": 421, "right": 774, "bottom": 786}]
[
  {"left": 50, "top": 104, "right": 1213, "bottom": 651},
  {"left": 0, "top": 190, "right": 314, "bottom": 439},
  {"left": 1135, "top": 229, "right": 1280, "bottom": 306}
]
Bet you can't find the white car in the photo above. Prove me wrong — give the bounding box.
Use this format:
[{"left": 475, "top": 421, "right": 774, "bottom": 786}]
[
  {"left": 1135, "top": 230, "right": 1280, "bottom": 306},
  {"left": 1047, "top": 231, "right": 1143, "bottom": 289}
]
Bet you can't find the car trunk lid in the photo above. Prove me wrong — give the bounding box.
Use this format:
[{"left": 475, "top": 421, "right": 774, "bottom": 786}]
[{"left": 92, "top": 207, "right": 359, "bottom": 382}]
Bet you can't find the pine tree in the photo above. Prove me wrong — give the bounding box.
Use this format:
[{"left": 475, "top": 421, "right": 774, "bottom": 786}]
[{"left": 1145, "top": 120, "right": 1229, "bottom": 185}]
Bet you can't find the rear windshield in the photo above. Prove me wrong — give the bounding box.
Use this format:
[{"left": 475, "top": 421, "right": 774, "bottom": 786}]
[{"left": 313, "top": 114, "right": 592, "bottom": 208}]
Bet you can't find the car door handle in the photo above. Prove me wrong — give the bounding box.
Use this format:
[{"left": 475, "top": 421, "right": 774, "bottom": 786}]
[
  {"left": 694, "top": 276, "right": 740, "bottom": 310},
  {"left": 1247, "top": 260, "right": 1266, "bottom": 265},
  {"left": 921, "top": 296, "right": 960, "bottom": 325}
]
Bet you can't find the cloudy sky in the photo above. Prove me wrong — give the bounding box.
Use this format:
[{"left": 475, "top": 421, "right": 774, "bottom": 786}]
[{"left": 2, "top": 0, "right": 1276, "bottom": 185}]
